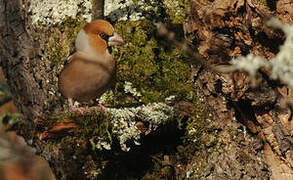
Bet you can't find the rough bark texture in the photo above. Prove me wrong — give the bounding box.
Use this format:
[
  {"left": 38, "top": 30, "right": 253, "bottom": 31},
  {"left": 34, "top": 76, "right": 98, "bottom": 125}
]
[
  {"left": 184, "top": 0, "right": 293, "bottom": 179},
  {"left": 92, "top": 0, "right": 104, "bottom": 19},
  {"left": 0, "top": 0, "right": 89, "bottom": 179},
  {"left": 0, "top": 0, "right": 63, "bottom": 120}
]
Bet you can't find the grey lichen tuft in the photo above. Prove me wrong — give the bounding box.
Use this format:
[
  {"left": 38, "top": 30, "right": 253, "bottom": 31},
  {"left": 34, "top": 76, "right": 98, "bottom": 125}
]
[
  {"left": 98, "top": 90, "right": 114, "bottom": 105},
  {"left": 221, "top": 18, "right": 293, "bottom": 87},
  {"left": 29, "top": 0, "right": 92, "bottom": 25},
  {"left": 90, "top": 137, "right": 111, "bottom": 150},
  {"left": 124, "top": 81, "right": 142, "bottom": 99},
  {"left": 104, "top": 0, "right": 155, "bottom": 21},
  {"left": 103, "top": 103, "right": 174, "bottom": 152},
  {"left": 221, "top": 54, "right": 269, "bottom": 77},
  {"left": 268, "top": 18, "right": 293, "bottom": 87}
]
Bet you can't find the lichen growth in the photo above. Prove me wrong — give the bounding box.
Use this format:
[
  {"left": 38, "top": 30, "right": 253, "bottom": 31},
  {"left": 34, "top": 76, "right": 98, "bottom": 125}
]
[
  {"left": 163, "top": 0, "right": 189, "bottom": 24},
  {"left": 32, "top": 11, "right": 87, "bottom": 78},
  {"left": 104, "top": 0, "right": 188, "bottom": 23},
  {"left": 29, "top": 0, "right": 92, "bottom": 25},
  {"left": 104, "top": 0, "right": 155, "bottom": 21},
  {"left": 223, "top": 18, "right": 293, "bottom": 87},
  {"left": 268, "top": 18, "right": 293, "bottom": 86},
  {"left": 41, "top": 102, "right": 173, "bottom": 152},
  {"left": 123, "top": 81, "right": 142, "bottom": 99},
  {"left": 219, "top": 54, "right": 269, "bottom": 77},
  {"left": 106, "top": 103, "right": 174, "bottom": 151}
]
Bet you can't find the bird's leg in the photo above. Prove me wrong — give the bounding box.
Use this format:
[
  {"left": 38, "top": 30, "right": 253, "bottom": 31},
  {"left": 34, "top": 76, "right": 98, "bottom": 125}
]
[
  {"left": 98, "top": 104, "right": 107, "bottom": 111},
  {"left": 68, "top": 98, "right": 85, "bottom": 114},
  {"left": 93, "top": 99, "right": 108, "bottom": 111}
]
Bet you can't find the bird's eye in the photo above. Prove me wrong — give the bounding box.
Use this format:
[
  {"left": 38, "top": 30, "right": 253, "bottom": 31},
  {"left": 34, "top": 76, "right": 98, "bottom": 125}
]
[
  {"left": 107, "top": 46, "right": 112, "bottom": 54},
  {"left": 100, "top": 33, "right": 110, "bottom": 41}
]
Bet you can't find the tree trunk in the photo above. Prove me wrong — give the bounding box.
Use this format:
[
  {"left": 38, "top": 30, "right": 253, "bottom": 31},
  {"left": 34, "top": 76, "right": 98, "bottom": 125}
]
[
  {"left": 0, "top": 0, "right": 62, "bottom": 120},
  {"left": 184, "top": 0, "right": 293, "bottom": 179},
  {"left": 92, "top": 0, "right": 104, "bottom": 20},
  {"left": 0, "top": 0, "right": 100, "bottom": 179},
  {"left": 1, "top": 0, "right": 292, "bottom": 179}
]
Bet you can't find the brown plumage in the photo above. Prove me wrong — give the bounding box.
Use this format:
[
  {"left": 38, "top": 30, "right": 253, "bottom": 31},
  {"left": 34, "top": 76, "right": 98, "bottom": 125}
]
[{"left": 58, "top": 20, "right": 124, "bottom": 112}]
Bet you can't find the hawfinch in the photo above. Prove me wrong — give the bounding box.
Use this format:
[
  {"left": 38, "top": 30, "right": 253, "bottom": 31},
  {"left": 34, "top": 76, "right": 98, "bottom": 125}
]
[{"left": 58, "top": 20, "right": 124, "bottom": 113}]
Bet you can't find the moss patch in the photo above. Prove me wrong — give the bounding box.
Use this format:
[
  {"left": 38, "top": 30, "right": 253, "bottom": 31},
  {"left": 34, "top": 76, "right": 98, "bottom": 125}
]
[
  {"left": 35, "top": 13, "right": 87, "bottom": 74},
  {"left": 33, "top": 0, "right": 221, "bottom": 179},
  {"left": 100, "top": 19, "right": 193, "bottom": 107}
]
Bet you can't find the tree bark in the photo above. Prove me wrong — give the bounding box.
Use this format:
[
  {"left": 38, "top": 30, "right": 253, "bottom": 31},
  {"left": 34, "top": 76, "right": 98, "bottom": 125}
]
[
  {"left": 0, "top": 0, "right": 99, "bottom": 179},
  {"left": 92, "top": 0, "right": 104, "bottom": 19},
  {"left": 0, "top": 0, "right": 63, "bottom": 120},
  {"left": 1, "top": 0, "right": 292, "bottom": 179},
  {"left": 184, "top": 0, "right": 293, "bottom": 179}
]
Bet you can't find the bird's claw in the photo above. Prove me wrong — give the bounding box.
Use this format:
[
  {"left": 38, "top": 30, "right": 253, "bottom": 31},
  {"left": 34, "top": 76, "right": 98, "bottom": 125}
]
[
  {"left": 98, "top": 104, "right": 107, "bottom": 111},
  {"left": 70, "top": 106, "right": 86, "bottom": 114}
]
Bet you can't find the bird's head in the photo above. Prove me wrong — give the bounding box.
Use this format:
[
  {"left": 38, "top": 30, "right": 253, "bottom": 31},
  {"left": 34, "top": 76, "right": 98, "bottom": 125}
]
[{"left": 75, "top": 20, "right": 124, "bottom": 57}]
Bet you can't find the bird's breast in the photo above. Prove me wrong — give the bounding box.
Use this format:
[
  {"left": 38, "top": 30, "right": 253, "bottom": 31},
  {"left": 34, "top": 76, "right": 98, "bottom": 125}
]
[{"left": 58, "top": 53, "right": 115, "bottom": 102}]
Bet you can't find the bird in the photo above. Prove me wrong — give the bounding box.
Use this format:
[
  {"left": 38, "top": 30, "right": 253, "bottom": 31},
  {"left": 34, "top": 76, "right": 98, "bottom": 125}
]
[{"left": 58, "top": 20, "right": 124, "bottom": 113}]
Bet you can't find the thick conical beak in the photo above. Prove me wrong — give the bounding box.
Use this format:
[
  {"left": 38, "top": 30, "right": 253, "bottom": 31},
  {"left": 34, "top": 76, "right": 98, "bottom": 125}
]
[{"left": 108, "top": 32, "right": 124, "bottom": 46}]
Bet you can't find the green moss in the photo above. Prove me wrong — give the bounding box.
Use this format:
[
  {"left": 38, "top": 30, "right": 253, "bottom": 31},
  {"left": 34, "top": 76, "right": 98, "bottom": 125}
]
[
  {"left": 78, "top": 111, "right": 112, "bottom": 150},
  {"left": 40, "top": 13, "right": 86, "bottom": 73},
  {"left": 40, "top": 109, "right": 112, "bottom": 144},
  {"left": 163, "top": 0, "right": 189, "bottom": 24},
  {"left": 103, "top": 19, "right": 193, "bottom": 107},
  {"left": 37, "top": 110, "right": 114, "bottom": 177},
  {"left": 183, "top": 105, "right": 218, "bottom": 153}
]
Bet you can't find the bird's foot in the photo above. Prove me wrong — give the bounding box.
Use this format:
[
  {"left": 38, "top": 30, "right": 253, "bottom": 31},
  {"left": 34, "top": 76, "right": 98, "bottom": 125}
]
[
  {"left": 98, "top": 104, "right": 108, "bottom": 111},
  {"left": 70, "top": 106, "right": 86, "bottom": 114},
  {"left": 93, "top": 99, "right": 109, "bottom": 111},
  {"left": 68, "top": 98, "right": 86, "bottom": 114}
]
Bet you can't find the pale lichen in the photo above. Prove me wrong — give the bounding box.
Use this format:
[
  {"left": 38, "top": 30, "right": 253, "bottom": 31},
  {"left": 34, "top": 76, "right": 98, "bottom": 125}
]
[
  {"left": 94, "top": 103, "right": 174, "bottom": 152},
  {"left": 29, "top": 0, "right": 92, "bottom": 25},
  {"left": 104, "top": 0, "right": 156, "bottom": 21},
  {"left": 268, "top": 18, "right": 293, "bottom": 86},
  {"left": 91, "top": 137, "right": 111, "bottom": 150},
  {"left": 98, "top": 90, "right": 114, "bottom": 104},
  {"left": 223, "top": 54, "right": 269, "bottom": 77},
  {"left": 222, "top": 18, "right": 293, "bottom": 87},
  {"left": 164, "top": 95, "right": 176, "bottom": 104},
  {"left": 163, "top": 0, "right": 187, "bottom": 23},
  {"left": 124, "top": 81, "right": 142, "bottom": 99},
  {"left": 104, "top": 0, "right": 187, "bottom": 23}
]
